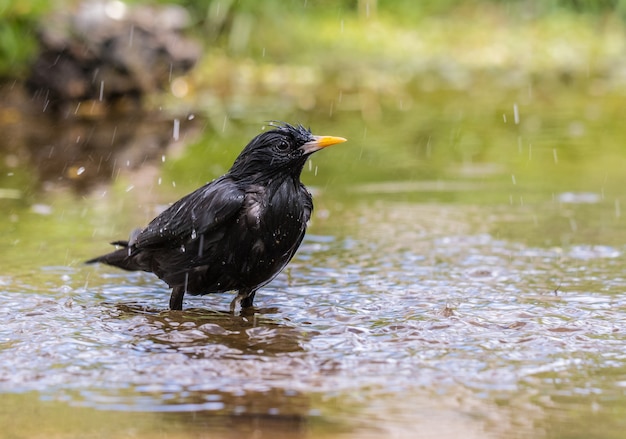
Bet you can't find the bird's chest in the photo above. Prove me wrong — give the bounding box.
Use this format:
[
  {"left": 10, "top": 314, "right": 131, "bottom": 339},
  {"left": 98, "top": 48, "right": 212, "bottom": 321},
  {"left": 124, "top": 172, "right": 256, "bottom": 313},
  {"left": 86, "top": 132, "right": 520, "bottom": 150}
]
[
  {"left": 231, "top": 182, "right": 309, "bottom": 258},
  {"left": 243, "top": 184, "right": 308, "bottom": 238}
]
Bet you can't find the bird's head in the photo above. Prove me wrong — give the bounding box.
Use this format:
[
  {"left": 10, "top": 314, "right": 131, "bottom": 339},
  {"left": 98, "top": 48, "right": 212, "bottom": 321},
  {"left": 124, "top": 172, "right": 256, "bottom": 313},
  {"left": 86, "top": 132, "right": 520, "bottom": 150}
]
[{"left": 229, "top": 122, "right": 347, "bottom": 181}]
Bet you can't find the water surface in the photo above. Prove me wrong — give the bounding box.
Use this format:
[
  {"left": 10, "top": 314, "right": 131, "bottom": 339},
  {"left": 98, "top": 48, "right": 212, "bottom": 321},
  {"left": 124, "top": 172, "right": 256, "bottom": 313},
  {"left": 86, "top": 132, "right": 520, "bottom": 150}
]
[
  {"left": 2, "top": 55, "right": 626, "bottom": 437},
  {"left": 2, "top": 182, "right": 626, "bottom": 438}
]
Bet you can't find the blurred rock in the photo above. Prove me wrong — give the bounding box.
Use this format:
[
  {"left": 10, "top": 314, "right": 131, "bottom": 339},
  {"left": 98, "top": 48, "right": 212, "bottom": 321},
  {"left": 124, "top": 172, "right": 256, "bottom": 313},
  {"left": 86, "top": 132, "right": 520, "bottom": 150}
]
[{"left": 28, "top": 0, "right": 201, "bottom": 111}]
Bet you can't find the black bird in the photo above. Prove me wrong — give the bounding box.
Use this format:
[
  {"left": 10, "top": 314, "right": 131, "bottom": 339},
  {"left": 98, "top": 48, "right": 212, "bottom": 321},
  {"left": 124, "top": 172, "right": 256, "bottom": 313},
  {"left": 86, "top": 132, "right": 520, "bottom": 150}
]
[{"left": 87, "top": 122, "right": 346, "bottom": 311}]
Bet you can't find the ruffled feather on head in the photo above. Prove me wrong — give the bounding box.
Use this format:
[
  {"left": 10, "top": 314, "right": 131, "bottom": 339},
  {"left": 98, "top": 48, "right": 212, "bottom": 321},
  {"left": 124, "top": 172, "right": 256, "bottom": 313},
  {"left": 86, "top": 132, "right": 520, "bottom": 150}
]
[{"left": 267, "top": 121, "right": 313, "bottom": 142}]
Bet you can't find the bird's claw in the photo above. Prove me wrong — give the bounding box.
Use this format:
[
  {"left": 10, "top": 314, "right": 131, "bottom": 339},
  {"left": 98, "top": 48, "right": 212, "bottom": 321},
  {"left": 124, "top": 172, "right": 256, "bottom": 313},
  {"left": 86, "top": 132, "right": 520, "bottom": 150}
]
[{"left": 229, "top": 294, "right": 243, "bottom": 313}]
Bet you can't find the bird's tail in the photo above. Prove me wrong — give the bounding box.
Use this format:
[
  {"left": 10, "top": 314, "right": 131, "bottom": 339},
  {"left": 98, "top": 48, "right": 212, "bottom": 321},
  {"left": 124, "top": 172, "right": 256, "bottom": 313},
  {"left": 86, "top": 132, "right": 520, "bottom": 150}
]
[{"left": 86, "top": 240, "right": 143, "bottom": 272}]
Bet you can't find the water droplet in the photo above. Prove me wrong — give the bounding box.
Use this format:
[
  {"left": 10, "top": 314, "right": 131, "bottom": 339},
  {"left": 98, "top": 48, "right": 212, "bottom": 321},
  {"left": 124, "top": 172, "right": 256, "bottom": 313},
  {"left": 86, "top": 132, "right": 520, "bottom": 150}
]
[
  {"left": 76, "top": 166, "right": 85, "bottom": 175},
  {"left": 173, "top": 119, "right": 180, "bottom": 141}
]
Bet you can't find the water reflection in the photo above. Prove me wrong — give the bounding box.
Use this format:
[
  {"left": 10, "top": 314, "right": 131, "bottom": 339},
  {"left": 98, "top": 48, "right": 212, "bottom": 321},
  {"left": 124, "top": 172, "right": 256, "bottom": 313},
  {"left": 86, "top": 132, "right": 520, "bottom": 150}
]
[
  {"left": 111, "top": 304, "right": 306, "bottom": 357},
  {"left": 0, "top": 288, "right": 315, "bottom": 415},
  {"left": 0, "top": 86, "right": 197, "bottom": 193}
]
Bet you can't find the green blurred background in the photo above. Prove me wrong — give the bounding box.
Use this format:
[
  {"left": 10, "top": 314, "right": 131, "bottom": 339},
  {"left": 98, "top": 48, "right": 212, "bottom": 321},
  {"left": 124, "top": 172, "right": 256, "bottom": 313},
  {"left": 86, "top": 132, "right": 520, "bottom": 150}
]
[{"left": 3, "top": 0, "right": 626, "bottom": 197}]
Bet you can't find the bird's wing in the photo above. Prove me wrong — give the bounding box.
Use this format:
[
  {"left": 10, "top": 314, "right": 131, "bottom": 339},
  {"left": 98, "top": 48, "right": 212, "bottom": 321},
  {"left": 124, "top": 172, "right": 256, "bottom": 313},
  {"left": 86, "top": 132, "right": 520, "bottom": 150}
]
[{"left": 132, "top": 177, "right": 245, "bottom": 250}]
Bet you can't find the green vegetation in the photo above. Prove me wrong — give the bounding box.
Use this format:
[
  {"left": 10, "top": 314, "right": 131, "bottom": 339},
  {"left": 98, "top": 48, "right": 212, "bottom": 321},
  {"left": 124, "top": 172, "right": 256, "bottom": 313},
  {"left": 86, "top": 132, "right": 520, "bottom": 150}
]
[
  {"left": 2, "top": 0, "right": 626, "bottom": 78},
  {"left": 0, "top": 0, "right": 50, "bottom": 77}
]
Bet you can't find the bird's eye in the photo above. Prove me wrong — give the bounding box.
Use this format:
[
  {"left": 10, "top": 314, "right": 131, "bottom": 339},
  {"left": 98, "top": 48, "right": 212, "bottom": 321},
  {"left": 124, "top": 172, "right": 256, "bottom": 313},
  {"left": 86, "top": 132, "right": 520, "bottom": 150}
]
[{"left": 276, "top": 140, "right": 290, "bottom": 151}]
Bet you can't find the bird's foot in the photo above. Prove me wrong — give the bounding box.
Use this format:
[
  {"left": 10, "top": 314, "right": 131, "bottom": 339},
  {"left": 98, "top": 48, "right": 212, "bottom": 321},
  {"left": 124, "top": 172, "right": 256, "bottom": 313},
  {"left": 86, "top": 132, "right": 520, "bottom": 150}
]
[
  {"left": 230, "top": 290, "right": 256, "bottom": 314},
  {"left": 240, "top": 290, "right": 256, "bottom": 308},
  {"left": 229, "top": 294, "right": 243, "bottom": 313}
]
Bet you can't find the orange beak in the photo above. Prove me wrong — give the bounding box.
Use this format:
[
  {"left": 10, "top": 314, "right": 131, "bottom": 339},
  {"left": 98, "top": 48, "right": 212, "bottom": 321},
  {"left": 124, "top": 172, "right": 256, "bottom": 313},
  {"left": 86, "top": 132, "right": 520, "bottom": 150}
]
[{"left": 300, "top": 135, "right": 347, "bottom": 155}]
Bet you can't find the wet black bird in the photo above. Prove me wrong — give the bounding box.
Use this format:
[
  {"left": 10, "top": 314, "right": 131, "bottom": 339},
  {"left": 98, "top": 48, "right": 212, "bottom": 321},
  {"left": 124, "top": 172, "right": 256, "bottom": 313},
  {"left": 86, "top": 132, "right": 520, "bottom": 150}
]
[{"left": 87, "top": 122, "right": 346, "bottom": 311}]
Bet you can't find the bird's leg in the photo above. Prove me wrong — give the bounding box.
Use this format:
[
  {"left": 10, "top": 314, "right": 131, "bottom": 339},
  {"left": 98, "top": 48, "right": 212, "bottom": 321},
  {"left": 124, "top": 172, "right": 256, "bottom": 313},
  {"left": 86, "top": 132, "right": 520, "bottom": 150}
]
[
  {"left": 229, "top": 289, "right": 256, "bottom": 313},
  {"left": 240, "top": 290, "right": 256, "bottom": 308},
  {"left": 169, "top": 285, "right": 185, "bottom": 310},
  {"left": 229, "top": 294, "right": 242, "bottom": 313}
]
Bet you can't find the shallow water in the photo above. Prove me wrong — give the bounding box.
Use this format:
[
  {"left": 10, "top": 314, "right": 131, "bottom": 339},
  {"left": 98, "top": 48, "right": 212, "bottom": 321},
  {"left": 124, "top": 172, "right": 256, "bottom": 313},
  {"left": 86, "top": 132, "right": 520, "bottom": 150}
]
[
  {"left": 2, "top": 184, "right": 626, "bottom": 437},
  {"left": 2, "top": 48, "right": 626, "bottom": 436}
]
